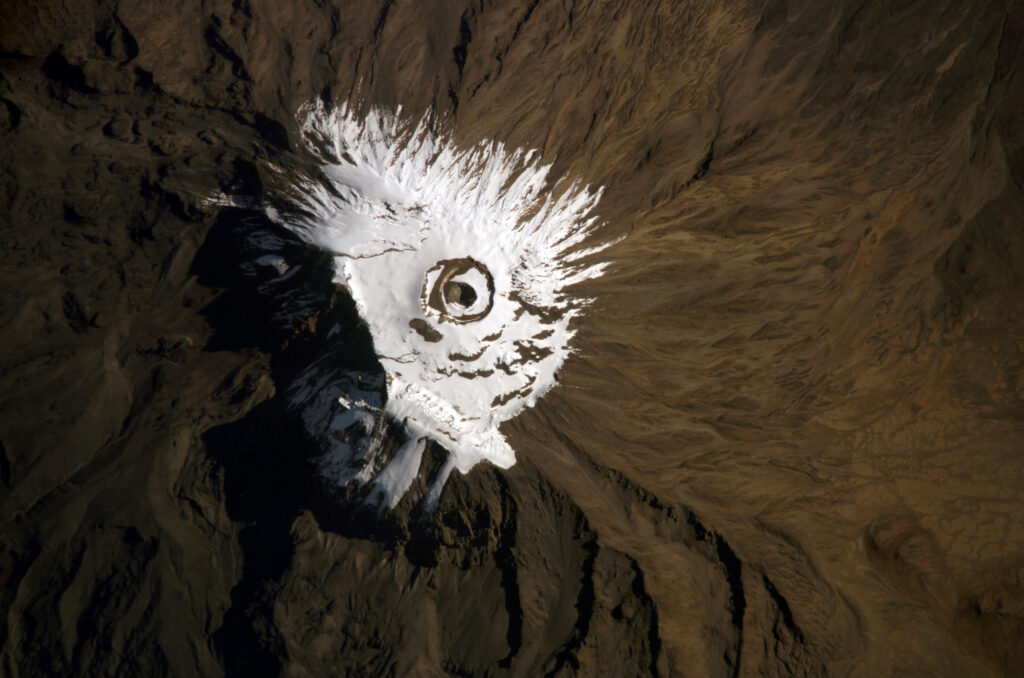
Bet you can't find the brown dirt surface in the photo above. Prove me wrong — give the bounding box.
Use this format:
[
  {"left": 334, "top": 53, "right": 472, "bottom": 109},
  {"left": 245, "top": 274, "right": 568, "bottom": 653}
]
[{"left": 1, "top": 1, "right": 1022, "bottom": 676}]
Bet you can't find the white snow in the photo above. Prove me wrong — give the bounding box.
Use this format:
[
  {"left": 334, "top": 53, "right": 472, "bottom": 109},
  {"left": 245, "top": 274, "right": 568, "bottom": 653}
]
[{"left": 276, "top": 101, "right": 610, "bottom": 508}]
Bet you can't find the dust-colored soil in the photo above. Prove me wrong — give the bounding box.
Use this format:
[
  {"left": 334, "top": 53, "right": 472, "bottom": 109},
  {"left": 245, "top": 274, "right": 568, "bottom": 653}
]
[{"left": 2, "top": 1, "right": 1023, "bottom": 676}]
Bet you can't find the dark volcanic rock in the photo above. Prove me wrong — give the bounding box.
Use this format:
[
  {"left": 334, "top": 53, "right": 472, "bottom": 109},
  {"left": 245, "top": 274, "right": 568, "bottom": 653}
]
[{"left": 2, "top": 1, "right": 1023, "bottom": 676}]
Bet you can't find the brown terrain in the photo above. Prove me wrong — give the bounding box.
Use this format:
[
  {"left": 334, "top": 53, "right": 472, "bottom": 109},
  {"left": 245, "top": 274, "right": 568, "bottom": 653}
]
[{"left": 2, "top": 0, "right": 1023, "bottom": 676}]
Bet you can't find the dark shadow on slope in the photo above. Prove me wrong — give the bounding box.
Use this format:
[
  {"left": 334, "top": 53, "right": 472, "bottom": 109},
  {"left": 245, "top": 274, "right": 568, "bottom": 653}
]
[
  {"left": 192, "top": 196, "right": 457, "bottom": 675},
  {"left": 193, "top": 202, "right": 389, "bottom": 675}
]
